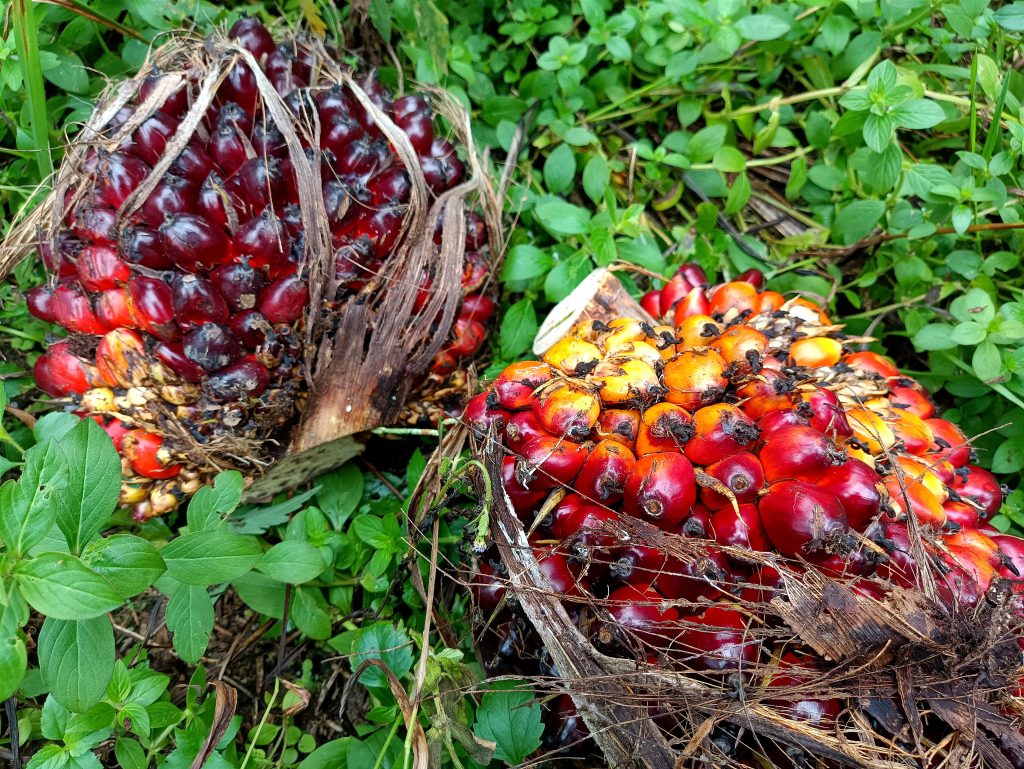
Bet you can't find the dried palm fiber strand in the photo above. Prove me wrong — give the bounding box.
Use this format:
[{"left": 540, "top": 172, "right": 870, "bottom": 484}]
[
  {"left": 1, "top": 22, "right": 500, "bottom": 518},
  {"left": 455, "top": 265, "right": 1023, "bottom": 768}
]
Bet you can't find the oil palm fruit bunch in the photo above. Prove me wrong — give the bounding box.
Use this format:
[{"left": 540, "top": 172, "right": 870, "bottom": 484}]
[
  {"left": 465, "top": 264, "right": 1021, "bottom": 760},
  {"left": 22, "top": 19, "right": 492, "bottom": 519}
]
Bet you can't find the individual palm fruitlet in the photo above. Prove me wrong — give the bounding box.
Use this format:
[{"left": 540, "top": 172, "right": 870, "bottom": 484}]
[
  {"left": 19, "top": 20, "right": 494, "bottom": 518},
  {"left": 467, "top": 264, "right": 1022, "bottom": 766}
]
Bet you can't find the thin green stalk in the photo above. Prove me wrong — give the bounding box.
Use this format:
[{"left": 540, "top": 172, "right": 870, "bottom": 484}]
[
  {"left": 240, "top": 679, "right": 280, "bottom": 769},
  {"left": 11, "top": 0, "right": 52, "bottom": 181},
  {"left": 968, "top": 49, "right": 979, "bottom": 153},
  {"left": 372, "top": 716, "right": 403, "bottom": 769}
]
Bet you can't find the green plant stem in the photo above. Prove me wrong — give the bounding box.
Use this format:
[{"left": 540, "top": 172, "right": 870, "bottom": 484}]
[
  {"left": 372, "top": 715, "right": 403, "bottom": 769},
  {"left": 240, "top": 679, "right": 280, "bottom": 769},
  {"left": 689, "top": 146, "right": 811, "bottom": 171},
  {"left": 11, "top": 0, "right": 52, "bottom": 180},
  {"left": 0, "top": 325, "right": 46, "bottom": 343}
]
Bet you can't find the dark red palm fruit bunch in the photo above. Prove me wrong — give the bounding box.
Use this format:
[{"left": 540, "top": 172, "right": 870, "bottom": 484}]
[
  {"left": 25, "top": 18, "right": 490, "bottom": 519},
  {"left": 463, "top": 264, "right": 1022, "bottom": 760}
]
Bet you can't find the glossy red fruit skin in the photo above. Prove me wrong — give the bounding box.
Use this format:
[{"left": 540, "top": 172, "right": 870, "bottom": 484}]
[
  {"left": 128, "top": 276, "right": 179, "bottom": 341},
  {"left": 26, "top": 286, "right": 57, "bottom": 323},
  {"left": 141, "top": 174, "right": 198, "bottom": 228},
  {"left": 460, "top": 295, "right": 496, "bottom": 323},
  {"left": 53, "top": 284, "right": 106, "bottom": 335},
  {"left": 608, "top": 545, "right": 667, "bottom": 585},
  {"left": 655, "top": 550, "right": 731, "bottom": 602},
  {"left": 685, "top": 405, "right": 759, "bottom": 466},
  {"left": 228, "top": 310, "right": 273, "bottom": 351},
  {"left": 504, "top": 411, "right": 546, "bottom": 454},
  {"left": 470, "top": 562, "right": 506, "bottom": 616},
  {"left": 449, "top": 318, "right": 486, "bottom": 357},
  {"left": 396, "top": 110, "right": 434, "bottom": 155},
  {"left": 211, "top": 262, "right": 266, "bottom": 311},
  {"left": 606, "top": 583, "right": 679, "bottom": 649},
  {"left": 552, "top": 502, "right": 620, "bottom": 553},
  {"left": 889, "top": 382, "right": 935, "bottom": 419},
  {"left": 259, "top": 274, "right": 309, "bottom": 324},
  {"left": 501, "top": 456, "right": 547, "bottom": 521},
  {"left": 234, "top": 213, "right": 291, "bottom": 275},
  {"left": 95, "top": 288, "right": 136, "bottom": 330},
  {"left": 803, "top": 387, "right": 853, "bottom": 438},
  {"left": 122, "top": 430, "right": 181, "bottom": 479},
  {"left": 95, "top": 151, "right": 150, "bottom": 208},
  {"left": 640, "top": 290, "right": 662, "bottom": 318},
  {"left": 102, "top": 419, "right": 130, "bottom": 452},
  {"left": 760, "top": 425, "right": 846, "bottom": 484},
  {"left": 153, "top": 341, "right": 206, "bottom": 384},
  {"left": 672, "top": 287, "right": 711, "bottom": 325},
  {"left": 462, "top": 392, "right": 507, "bottom": 435},
  {"left": 814, "top": 459, "right": 882, "bottom": 531},
  {"left": 624, "top": 452, "right": 697, "bottom": 530},
  {"left": 924, "top": 418, "right": 971, "bottom": 468},
  {"left": 658, "top": 275, "right": 693, "bottom": 317},
  {"left": 204, "top": 355, "right": 270, "bottom": 401},
  {"left": 120, "top": 225, "right": 173, "bottom": 270},
  {"left": 951, "top": 464, "right": 1003, "bottom": 517},
  {"left": 757, "top": 409, "right": 809, "bottom": 434},
  {"left": 78, "top": 245, "right": 130, "bottom": 292},
  {"left": 492, "top": 362, "right": 554, "bottom": 411},
  {"left": 130, "top": 112, "right": 179, "bottom": 165},
  {"left": 710, "top": 503, "right": 771, "bottom": 553},
  {"left": 34, "top": 342, "right": 95, "bottom": 396},
  {"left": 182, "top": 323, "right": 243, "bottom": 372},
  {"left": 677, "top": 263, "right": 710, "bottom": 288},
  {"left": 736, "top": 268, "right": 765, "bottom": 288},
  {"left": 943, "top": 500, "right": 980, "bottom": 530},
  {"left": 159, "top": 214, "right": 233, "bottom": 272},
  {"left": 766, "top": 652, "right": 841, "bottom": 725},
  {"left": 759, "top": 481, "right": 849, "bottom": 558},
  {"left": 992, "top": 534, "right": 1024, "bottom": 580},
  {"left": 210, "top": 125, "right": 248, "bottom": 176},
  {"left": 517, "top": 435, "right": 590, "bottom": 490},
  {"left": 96, "top": 328, "right": 145, "bottom": 388},
  {"left": 229, "top": 16, "right": 276, "bottom": 60},
  {"left": 673, "top": 606, "right": 758, "bottom": 671},
  {"left": 575, "top": 440, "right": 637, "bottom": 505},
  {"left": 536, "top": 550, "right": 587, "bottom": 600},
  {"left": 701, "top": 452, "right": 764, "bottom": 510},
  {"left": 70, "top": 206, "right": 117, "bottom": 244},
  {"left": 169, "top": 142, "right": 215, "bottom": 184},
  {"left": 171, "top": 275, "right": 230, "bottom": 331}
]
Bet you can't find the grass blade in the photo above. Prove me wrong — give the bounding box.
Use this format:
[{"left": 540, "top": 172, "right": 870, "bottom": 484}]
[{"left": 12, "top": 0, "right": 53, "bottom": 181}]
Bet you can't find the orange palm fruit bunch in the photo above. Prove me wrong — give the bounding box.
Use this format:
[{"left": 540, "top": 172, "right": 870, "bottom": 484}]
[{"left": 464, "top": 263, "right": 1018, "bottom": 680}]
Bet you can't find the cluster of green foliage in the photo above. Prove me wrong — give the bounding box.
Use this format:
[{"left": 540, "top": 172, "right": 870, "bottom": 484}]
[{"left": 3, "top": 0, "right": 1024, "bottom": 766}]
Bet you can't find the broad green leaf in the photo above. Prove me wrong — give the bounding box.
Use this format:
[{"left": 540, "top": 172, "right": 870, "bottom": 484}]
[
  {"left": 0, "top": 439, "right": 67, "bottom": 556},
  {"left": 16, "top": 553, "right": 122, "bottom": 620},
  {"left": 316, "top": 463, "right": 364, "bottom": 530},
  {"left": 0, "top": 625, "right": 27, "bottom": 701},
  {"left": 994, "top": 2, "right": 1024, "bottom": 30},
  {"left": 290, "top": 586, "right": 332, "bottom": 640},
  {"left": 532, "top": 199, "right": 590, "bottom": 236},
  {"left": 298, "top": 738, "right": 351, "bottom": 769},
  {"left": 164, "top": 583, "right": 214, "bottom": 664},
  {"left": 114, "top": 738, "right": 147, "bottom": 769},
  {"left": 950, "top": 321, "right": 988, "bottom": 346},
  {"left": 913, "top": 324, "right": 958, "bottom": 351},
  {"left": 543, "top": 143, "right": 576, "bottom": 194},
  {"left": 82, "top": 534, "right": 165, "bottom": 599},
  {"left": 38, "top": 617, "right": 115, "bottom": 712},
  {"left": 160, "top": 530, "right": 262, "bottom": 585},
  {"left": 862, "top": 113, "right": 894, "bottom": 153},
  {"left": 499, "top": 298, "right": 537, "bottom": 358},
  {"left": 993, "top": 438, "right": 1024, "bottom": 474},
  {"left": 734, "top": 13, "right": 791, "bottom": 41},
  {"left": 687, "top": 124, "right": 726, "bottom": 162},
  {"left": 890, "top": 99, "right": 946, "bottom": 129},
  {"left": 472, "top": 681, "right": 544, "bottom": 764},
  {"left": 186, "top": 471, "right": 244, "bottom": 531},
  {"left": 256, "top": 541, "right": 327, "bottom": 584},
  {"left": 232, "top": 572, "right": 287, "bottom": 618},
  {"left": 351, "top": 623, "right": 414, "bottom": 688},
  {"left": 501, "top": 245, "right": 553, "bottom": 282},
  {"left": 831, "top": 199, "right": 886, "bottom": 244},
  {"left": 973, "top": 340, "right": 1004, "bottom": 382},
  {"left": 56, "top": 419, "right": 121, "bottom": 554},
  {"left": 582, "top": 154, "right": 610, "bottom": 203}
]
